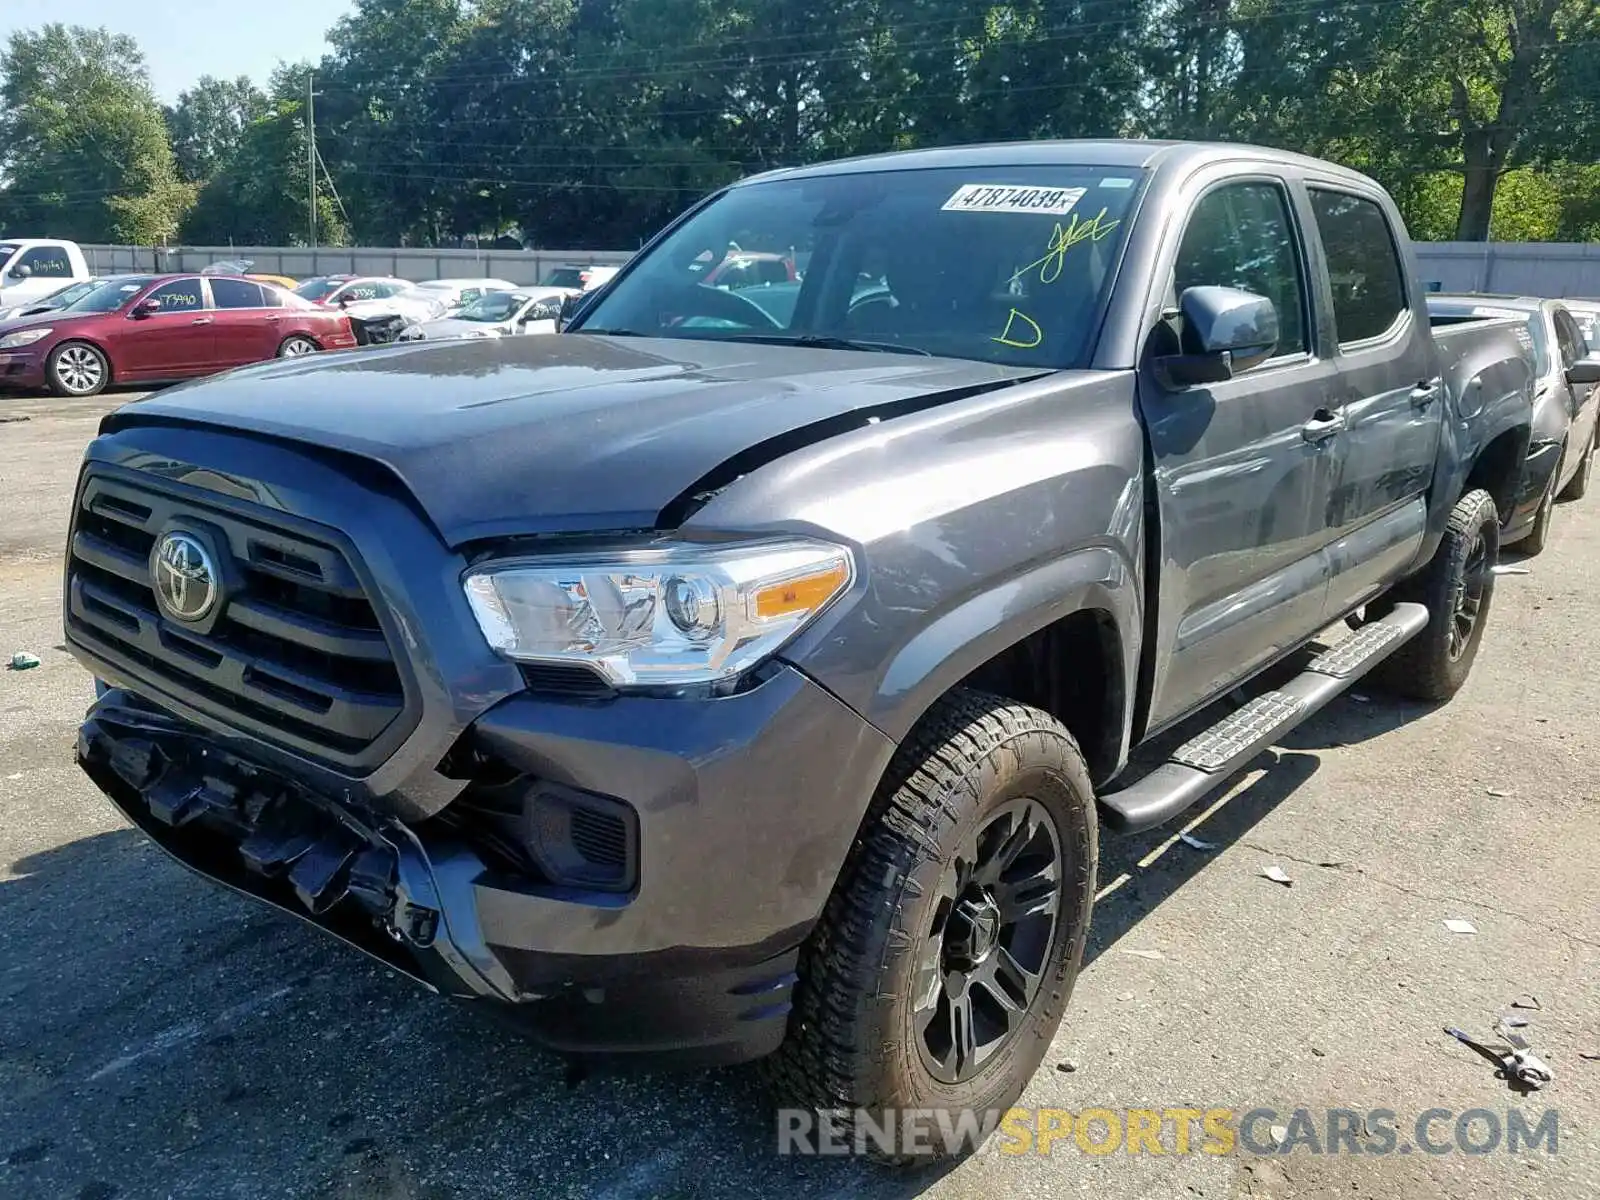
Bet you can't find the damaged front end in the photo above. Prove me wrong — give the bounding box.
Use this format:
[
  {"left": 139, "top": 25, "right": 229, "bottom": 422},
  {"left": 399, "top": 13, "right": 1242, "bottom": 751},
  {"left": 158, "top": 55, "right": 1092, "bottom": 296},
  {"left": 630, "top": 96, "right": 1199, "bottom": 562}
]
[{"left": 77, "top": 690, "right": 536, "bottom": 1005}]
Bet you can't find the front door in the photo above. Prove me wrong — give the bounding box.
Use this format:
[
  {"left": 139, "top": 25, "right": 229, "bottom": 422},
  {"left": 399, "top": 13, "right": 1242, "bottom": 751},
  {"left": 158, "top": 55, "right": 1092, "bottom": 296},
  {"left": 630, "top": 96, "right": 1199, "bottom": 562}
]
[
  {"left": 1306, "top": 186, "right": 1444, "bottom": 617},
  {"left": 1138, "top": 174, "right": 1342, "bottom": 730},
  {"left": 116, "top": 277, "right": 214, "bottom": 377}
]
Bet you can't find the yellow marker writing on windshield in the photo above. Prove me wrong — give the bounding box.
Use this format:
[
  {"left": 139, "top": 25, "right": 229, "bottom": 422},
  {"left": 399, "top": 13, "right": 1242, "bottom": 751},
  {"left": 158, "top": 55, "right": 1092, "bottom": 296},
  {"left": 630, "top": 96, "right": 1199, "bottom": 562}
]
[
  {"left": 1013, "top": 207, "right": 1123, "bottom": 287},
  {"left": 993, "top": 309, "right": 1043, "bottom": 349}
]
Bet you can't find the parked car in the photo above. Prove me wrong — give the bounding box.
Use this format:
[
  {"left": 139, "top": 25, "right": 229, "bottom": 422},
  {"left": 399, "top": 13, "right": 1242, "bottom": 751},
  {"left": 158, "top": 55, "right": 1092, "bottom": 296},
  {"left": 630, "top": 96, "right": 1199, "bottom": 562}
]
[
  {"left": 396, "top": 288, "right": 570, "bottom": 342},
  {"left": 1427, "top": 294, "right": 1600, "bottom": 552},
  {"left": 541, "top": 264, "right": 621, "bottom": 290},
  {"left": 292, "top": 275, "right": 414, "bottom": 308},
  {"left": 1565, "top": 298, "right": 1600, "bottom": 356},
  {"left": 0, "top": 238, "right": 92, "bottom": 310},
  {"left": 411, "top": 278, "right": 520, "bottom": 311},
  {"left": 67, "top": 141, "right": 1535, "bottom": 1162},
  {"left": 699, "top": 250, "right": 799, "bottom": 289},
  {"left": 0, "top": 275, "right": 138, "bottom": 321},
  {"left": 0, "top": 273, "right": 356, "bottom": 397}
]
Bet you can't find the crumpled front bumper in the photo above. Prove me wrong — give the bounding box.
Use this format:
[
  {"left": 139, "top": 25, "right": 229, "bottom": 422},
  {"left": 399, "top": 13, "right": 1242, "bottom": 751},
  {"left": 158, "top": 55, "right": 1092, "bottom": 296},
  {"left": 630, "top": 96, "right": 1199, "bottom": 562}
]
[{"left": 77, "top": 667, "right": 896, "bottom": 1067}]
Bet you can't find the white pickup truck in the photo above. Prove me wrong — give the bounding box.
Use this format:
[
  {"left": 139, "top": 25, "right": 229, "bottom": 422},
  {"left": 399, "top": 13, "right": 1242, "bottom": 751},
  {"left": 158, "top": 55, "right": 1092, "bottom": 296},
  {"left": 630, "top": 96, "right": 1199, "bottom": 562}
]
[{"left": 0, "top": 239, "right": 92, "bottom": 313}]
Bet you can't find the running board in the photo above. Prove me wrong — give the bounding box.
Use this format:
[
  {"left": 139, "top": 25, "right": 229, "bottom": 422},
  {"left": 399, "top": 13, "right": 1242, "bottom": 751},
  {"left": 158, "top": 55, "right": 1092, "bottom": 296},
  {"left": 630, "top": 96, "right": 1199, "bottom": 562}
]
[{"left": 1099, "top": 602, "right": 1430, "bottom": 834}]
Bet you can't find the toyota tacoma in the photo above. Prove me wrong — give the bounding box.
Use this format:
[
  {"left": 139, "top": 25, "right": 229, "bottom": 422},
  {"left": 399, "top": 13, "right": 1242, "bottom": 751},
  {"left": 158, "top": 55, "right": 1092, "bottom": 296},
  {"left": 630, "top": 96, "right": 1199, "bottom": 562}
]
[{"left": 68, "top": 141, "right": 1535, "bottom": 1154}]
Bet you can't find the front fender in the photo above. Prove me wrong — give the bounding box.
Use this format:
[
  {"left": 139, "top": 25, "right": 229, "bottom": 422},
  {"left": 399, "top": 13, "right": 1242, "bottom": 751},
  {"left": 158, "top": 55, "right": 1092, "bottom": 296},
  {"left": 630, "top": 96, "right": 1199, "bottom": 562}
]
[{"left": 864, "top": 542, "right": 1141, "bottom": 751}]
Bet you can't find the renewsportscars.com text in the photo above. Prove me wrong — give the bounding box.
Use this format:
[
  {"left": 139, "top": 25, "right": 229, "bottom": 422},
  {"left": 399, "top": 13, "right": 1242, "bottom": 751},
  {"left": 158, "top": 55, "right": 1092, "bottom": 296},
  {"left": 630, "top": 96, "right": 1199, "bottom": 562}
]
[{"left": 776, "top": 1106, "right": 1559, "bottom": 1158}]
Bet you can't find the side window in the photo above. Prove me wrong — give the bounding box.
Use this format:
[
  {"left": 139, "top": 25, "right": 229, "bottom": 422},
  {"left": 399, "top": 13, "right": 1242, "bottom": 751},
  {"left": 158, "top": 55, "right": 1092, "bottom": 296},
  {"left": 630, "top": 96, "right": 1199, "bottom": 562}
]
[
  {"left": 1173, "top": 182, "right": 1308, "bottom": 359},
  {"left": 1552, "top": 310, "right": 1584, "bottom": 368},
  {"left": 208, "top": 277, "right": 266, "bottom": 309},
  {"left": 18, "top": 246, "right": 75, "bottom": 278},
  {"left": 1309, "top": 189, "right": 1408, "bottom": 345},
  {"left": 148, "top": 278, "right": 204, "bottom": 313}
]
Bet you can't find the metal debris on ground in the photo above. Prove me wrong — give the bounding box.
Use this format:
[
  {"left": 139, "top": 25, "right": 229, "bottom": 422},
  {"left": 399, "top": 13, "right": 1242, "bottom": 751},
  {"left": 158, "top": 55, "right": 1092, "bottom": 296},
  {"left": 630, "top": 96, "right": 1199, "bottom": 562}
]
[
  {"left": 1056, "top": 1060, "right": 1078, "bottom": 1074},
  {"left": 8, "top": 652, "right": 41, "bottom": 671},
  {"left": 1499, "top": 1015, "right": 1531, "bottom": 1030},
  {"left": 1491, "top": 564, "right": 1531, "bottom": 576},
  {"left": 1179, "top": 831, "right": 1218, "bottom": 851},
  {"left": 1445, "top": 1026, "right": 1554, "bottom": 1092},
  {"left": 1485, "top": 787, "right": 1510, "bottom": 797},
  {"left": 1260, "top": 865, "right": 1293, "bottom": 886},
  {"left": 1579, "top": 1051, "right": 1600, "bottom": 1061},
  {"left": 1443, "top": 918, "right": 1478, "bottom": 935},
  {"left": 1511, "top": 994, "right": 1542, "bottom": 1010}
]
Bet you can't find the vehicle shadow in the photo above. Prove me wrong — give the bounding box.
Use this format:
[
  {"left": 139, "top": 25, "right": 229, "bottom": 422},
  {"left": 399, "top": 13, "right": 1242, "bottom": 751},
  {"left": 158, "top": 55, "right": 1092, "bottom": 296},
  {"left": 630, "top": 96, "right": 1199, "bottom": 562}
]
[{"left": 0, "top": 657, "right": 1438, "bottom": 1200}]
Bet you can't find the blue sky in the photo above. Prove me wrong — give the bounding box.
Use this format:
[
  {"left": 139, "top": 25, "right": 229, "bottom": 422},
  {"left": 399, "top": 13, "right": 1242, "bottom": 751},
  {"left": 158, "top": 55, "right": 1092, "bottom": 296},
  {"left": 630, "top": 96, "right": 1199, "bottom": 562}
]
[{"left": 2, "top": 2, "right": 356, "bottom": 102}]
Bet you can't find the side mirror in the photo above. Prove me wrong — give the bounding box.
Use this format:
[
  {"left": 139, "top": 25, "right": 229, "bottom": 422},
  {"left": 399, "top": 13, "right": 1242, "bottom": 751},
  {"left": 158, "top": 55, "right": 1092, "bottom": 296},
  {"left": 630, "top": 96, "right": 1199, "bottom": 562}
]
[
  {"left": 133, "top": 297, "right": 162, "bottom": 318},
  {"left": 1566, "top": 358, "right": 1600, "bottom": 387},
  {"left": 1155, "top": 286, "right": 1280, "bottom": 388},
  {"left": 10, "top": 264, "right": 32, "bottom": 280}
]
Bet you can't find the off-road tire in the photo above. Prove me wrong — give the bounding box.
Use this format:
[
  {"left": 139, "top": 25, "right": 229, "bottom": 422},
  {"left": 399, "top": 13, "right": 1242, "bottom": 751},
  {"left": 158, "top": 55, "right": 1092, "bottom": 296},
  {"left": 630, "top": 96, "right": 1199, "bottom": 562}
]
[
  {"left": 1558, "top": 433, "right": 1593, "bottom": 502},
  {"left": 1370, "top": 488, "right": 1499, "bottom": 702},
  {"left": 766, "top": 689, "right": 1097, "bottom": 1163}
]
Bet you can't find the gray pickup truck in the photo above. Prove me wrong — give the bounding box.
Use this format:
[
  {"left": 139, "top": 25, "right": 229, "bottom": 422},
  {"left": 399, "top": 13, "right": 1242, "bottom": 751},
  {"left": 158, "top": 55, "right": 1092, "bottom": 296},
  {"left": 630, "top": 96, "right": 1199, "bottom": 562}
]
[{"left": 68, "top": 141, "right": 1534, "bottom": 1156}]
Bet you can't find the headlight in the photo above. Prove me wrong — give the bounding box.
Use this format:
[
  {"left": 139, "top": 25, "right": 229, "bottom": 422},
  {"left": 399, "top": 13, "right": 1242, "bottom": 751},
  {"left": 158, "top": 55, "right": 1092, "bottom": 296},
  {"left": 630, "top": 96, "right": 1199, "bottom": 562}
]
[
  {"left": 0, "top": 327, "right": 51, "bottom": 349},
  {"left": 463, "top": 539, "right": 854, "bottom": 687}
]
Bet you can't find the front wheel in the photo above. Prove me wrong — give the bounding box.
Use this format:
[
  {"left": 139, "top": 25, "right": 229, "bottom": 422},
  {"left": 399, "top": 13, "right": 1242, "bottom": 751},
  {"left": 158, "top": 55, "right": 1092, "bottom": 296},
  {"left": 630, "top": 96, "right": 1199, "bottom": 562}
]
[
  {"left": 1370, "top": 488, "right": 1499, "bottom": 702},
  {"left": 768, "top": 690, "right": 1098, "bottom": 1162},
  {"left": 46, "top": 341, "right": 109, "bottom": 397},
  {"left": 277, "top": 335, "right": 318, "bottom": 357}
]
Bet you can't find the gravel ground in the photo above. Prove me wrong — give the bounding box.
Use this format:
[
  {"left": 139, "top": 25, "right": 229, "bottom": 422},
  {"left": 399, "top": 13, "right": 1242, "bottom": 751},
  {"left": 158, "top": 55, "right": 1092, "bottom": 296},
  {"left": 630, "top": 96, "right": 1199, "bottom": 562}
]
[{"left": 1, "top": 391, "right": 1597, "bottom": 1200}]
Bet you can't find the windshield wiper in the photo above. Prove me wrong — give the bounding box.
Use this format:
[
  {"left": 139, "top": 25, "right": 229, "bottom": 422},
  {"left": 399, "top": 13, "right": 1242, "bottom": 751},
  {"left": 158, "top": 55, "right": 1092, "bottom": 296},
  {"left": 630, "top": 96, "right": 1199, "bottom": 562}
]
[
  {"left": 716, "top": 333, "right": 932, "bottom": 356},
  {"left": 576, "top": 327, "right": 649, "bottom": 337}
]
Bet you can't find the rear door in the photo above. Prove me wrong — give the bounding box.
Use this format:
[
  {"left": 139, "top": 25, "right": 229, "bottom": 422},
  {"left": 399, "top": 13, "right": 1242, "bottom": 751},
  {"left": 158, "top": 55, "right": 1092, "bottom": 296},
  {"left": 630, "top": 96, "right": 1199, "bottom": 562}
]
[
  {"left": 1138, "top": 171, "right": 1342, "bottom": 729},
  {"left": 1305, "top": 186, "right": 1443, "bottom": 618},
  {"left": 114, "top": 277, "right": 214, "bottom": 377},
  {"left": 207, "top": 277, "right": 280, "bottom": 366}
]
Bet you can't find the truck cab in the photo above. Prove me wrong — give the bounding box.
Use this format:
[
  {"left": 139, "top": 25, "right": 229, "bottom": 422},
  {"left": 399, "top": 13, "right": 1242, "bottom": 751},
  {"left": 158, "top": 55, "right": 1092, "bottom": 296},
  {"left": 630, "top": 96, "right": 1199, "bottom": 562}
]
[{"left": 0, "top": 239, "right": 91, "bottom": 308}]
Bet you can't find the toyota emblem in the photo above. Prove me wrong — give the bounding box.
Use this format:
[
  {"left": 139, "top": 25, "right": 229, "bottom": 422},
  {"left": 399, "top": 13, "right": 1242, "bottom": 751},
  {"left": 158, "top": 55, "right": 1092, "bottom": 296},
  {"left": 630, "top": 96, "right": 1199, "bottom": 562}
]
[{"left": 152, "top": 532, "right": 219, "bottom": 622}]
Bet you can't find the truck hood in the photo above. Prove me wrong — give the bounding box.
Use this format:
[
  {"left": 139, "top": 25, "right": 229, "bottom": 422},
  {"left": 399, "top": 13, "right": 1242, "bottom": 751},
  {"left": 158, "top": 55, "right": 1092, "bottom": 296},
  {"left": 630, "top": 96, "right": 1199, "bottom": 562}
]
[{"left": 107, "top": 333, "right": 1047, "bottom": 545}]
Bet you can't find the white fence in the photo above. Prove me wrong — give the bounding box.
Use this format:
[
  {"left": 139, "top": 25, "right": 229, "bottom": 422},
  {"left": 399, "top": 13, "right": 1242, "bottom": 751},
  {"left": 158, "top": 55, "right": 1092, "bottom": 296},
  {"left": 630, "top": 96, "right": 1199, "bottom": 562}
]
[
  {"left": 1413, "top": 242, "right": 1600, "bottom": 299},
  {"left": 79, "top": 244, "right": 635, "bottom": 287},
  {"left": 81, "top": 240, "right": 1600, "bottom": 298}
]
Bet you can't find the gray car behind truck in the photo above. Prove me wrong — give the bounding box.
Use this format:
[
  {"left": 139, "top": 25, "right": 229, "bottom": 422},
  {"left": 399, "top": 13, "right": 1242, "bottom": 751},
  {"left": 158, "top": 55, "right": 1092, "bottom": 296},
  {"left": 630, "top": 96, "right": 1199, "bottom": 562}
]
[{"left": 67, "top": 141, "right": 1535, "bottom": 1158}]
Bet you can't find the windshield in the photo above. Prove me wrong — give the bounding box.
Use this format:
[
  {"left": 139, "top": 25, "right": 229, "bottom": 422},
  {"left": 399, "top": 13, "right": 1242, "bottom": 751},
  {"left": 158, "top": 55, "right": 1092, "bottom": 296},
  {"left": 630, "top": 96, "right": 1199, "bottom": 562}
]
[
  {"left": 456, "top": 293, "right": 523, "bottom": 322},
  {"left": 44, "top": 280, "right": 99, "bottom": 306},
  {"left": 543, "top": 268, "right": 584, "bottom": 288},
  {"left": 292, "top": 277, "right": 343, "bottom": 302},
  {"left": 572, "top": 166, "right": 1143, "bottom": 366},
  {"left": 62, "top": 277, "right": 154, "bottom": 313}
]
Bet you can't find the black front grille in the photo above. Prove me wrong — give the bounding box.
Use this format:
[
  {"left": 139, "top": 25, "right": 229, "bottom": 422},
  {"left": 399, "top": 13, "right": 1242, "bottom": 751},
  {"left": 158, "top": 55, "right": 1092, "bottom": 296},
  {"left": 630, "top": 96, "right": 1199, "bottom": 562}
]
[{"left": 66, "top": 470, "right": 408, "bottom": 766}]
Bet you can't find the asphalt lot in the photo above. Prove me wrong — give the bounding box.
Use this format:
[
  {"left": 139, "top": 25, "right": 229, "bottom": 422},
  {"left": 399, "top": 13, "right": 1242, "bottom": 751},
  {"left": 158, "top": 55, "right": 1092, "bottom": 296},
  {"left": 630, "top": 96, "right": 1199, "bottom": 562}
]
[{"left": 2, "top": 390, "right": 1598, "bottom": 1200}]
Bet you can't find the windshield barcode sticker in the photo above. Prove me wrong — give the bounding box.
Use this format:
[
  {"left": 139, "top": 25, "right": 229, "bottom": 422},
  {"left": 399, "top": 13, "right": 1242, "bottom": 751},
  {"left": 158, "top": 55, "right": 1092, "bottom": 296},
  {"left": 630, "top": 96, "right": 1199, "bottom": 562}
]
[{"left": 941, "top": 184, "right": 1087, "bottom": 216}]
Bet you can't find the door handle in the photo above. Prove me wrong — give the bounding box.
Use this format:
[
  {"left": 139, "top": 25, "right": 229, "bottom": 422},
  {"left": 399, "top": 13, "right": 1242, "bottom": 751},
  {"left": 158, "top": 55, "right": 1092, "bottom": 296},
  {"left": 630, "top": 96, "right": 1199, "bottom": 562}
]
[
  {"left": 1302, "top": 409, "right": 1345, "bottom": 443},
  {"left": 190, "top": 316, "right": 213, "bottom": 325},
  {"left": 1411, "top": 377, "right": 1442, "bottom": 407}
]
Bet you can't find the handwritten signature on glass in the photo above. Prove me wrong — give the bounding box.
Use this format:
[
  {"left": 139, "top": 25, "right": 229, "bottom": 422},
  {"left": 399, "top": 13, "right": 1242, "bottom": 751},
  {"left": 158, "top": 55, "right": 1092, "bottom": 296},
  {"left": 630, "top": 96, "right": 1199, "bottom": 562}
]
[{"left": 993, "top": 207, "right": 1123, "bottom": 350}]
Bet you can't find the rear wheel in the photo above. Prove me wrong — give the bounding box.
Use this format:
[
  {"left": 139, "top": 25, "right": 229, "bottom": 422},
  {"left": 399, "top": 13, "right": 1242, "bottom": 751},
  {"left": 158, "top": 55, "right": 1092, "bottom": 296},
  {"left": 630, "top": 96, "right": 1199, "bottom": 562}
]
[
  {"left": 1370, "top": 488, "right": 1499, "bottom": 702},
  {"left": 1558, "top": 433, "right": 1594, "bottom": 502},
  {"left": 277, "top": 335, "right": 318, "bottom": 357},
  {"left": 46, "top": 341, "right": 109, "bottom": 397},
  {"left": 1518, "top": 466, "right": 1557, "bottom": 555},
  {"left": 767, "top": 690, "right": 1097, "bottom": 1162}
]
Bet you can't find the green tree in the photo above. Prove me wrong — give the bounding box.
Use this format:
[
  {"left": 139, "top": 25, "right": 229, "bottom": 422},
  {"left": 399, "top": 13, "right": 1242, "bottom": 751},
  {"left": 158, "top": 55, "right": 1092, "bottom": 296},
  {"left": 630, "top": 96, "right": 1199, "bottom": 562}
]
[
  {"left": 0, "top": 24, "right": 192, "bottom": 243},
  {"left": 166, "top": 75, "right": 271, "bottom": 184}
]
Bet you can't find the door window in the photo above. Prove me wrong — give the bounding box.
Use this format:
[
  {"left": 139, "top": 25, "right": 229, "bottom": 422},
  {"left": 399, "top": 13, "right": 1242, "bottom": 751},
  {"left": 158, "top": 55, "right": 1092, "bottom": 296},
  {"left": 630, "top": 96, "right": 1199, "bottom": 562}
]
[
  {"left": 209, "top": 277, "right": 267, "bottom": 309},
  {"left": 148, "top": 279, "right": 205, "bottom": 313},
  {"left": 1173, "top": 182, "right": 1309, "bottom": 359},
  {"left": 1309, "top": 190, "right": 1408, "bottom": 345},
  {"left": 16, "top": 246, "right": 75, "bottom": 278}
]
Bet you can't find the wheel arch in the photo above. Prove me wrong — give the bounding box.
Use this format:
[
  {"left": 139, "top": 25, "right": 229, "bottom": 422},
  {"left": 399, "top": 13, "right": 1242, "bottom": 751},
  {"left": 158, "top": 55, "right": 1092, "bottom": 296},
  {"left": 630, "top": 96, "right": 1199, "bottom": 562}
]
[{"left": 864, "top": 546, "right": 1141, "bottom": 786}]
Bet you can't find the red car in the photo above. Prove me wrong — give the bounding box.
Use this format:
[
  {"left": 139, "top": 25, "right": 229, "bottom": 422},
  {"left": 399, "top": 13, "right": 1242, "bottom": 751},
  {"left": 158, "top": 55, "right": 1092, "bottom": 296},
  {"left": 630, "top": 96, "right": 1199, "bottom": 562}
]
[{"left": 0, "top": 273, "right": 357, "bottom": 397}]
